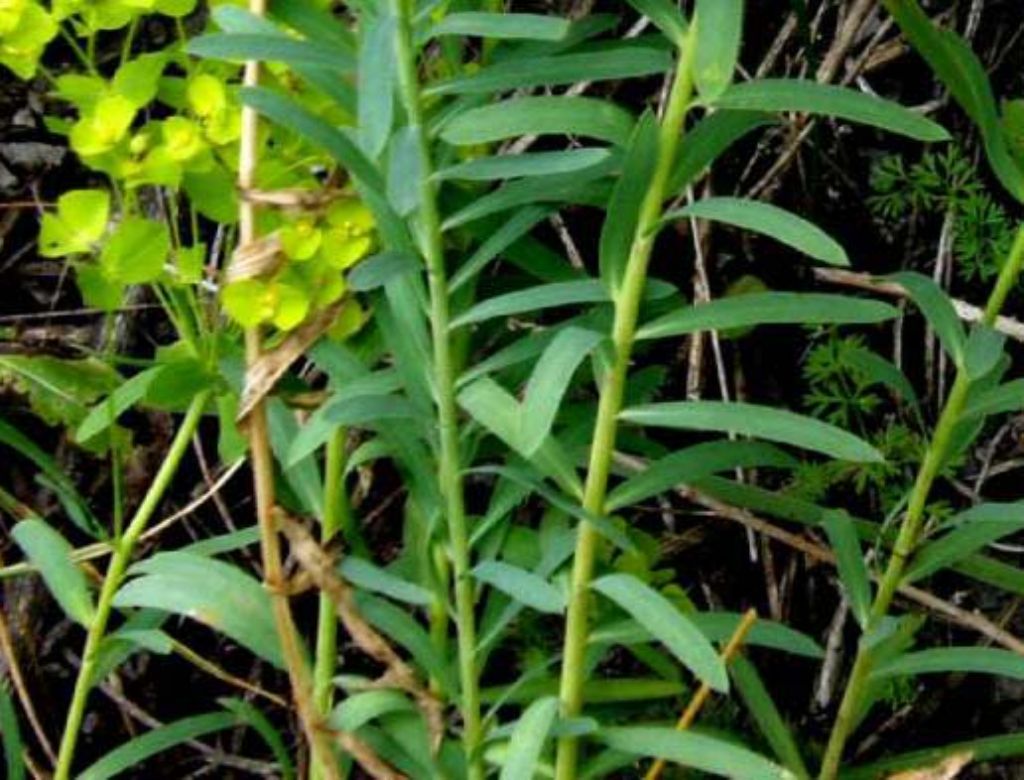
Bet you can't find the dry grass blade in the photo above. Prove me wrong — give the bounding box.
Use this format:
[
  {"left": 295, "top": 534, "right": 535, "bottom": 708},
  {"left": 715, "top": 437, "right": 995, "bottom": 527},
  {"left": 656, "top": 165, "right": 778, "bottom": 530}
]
[
  {"left": 224, "top": 233, "right": 284, "bottom": 284},
  {"left": 888, "top": 751, "right": 973, "bottom": 780},
  {"left": 237, "top": 301, "right": 344, "bottom": 421},
  {"left": 333, "top": 731, "right": 406, "bottom": 780},
  {"left": 276, "top": 511, "right": 445, "bottom": 751}
]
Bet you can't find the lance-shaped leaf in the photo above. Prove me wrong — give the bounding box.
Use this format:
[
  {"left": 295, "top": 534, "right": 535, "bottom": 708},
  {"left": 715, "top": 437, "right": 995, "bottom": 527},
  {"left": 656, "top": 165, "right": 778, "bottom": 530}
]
[
  {"left": 625, "top": 0, "right": 687, "bottom": 46},
  {"left": 440, "top": 96, "right": 636, "bottom": 147},
  {"left": 606, "top": 440, "right": 797, "bottom": 511},
  {"left": 889, "top": 271, "right": 966, "bottom": 365},
  {"left": 593, "top": 573, "right": 727, "bottom": 690},
  {"left": 669, "top": 109, "right": 776, "bottom": 193},
  {"left": 428, "top": 12, "right": 570, "bottom": 41},
  {"left": 436, "top": 148, "right": 611, "bottom": 183},
  {"left": 694, "top": 0, "right": 743, "bottom": 100},
  {"left": 426, "top": 46, "right": 672, "bottom": 97},
  {"left": 621, "top": 401, "right": 883, "bottom": 463},
  {"left": 660, "top": 197, "right": 848, "bottom": 266},
  {"left": 520, "top": 326, "right": 603, "bottom": 454},
  {"left": 12, "top": 519, "right": 94, "bottom": 627},
  {"left": 473, "top": 561, "right": 565, "bottom": 614},
  {"left": 872, "top": 647, "right": 1024, "bottom": 683},
  {"left": 357, "top": 11, "right": 395, "bottom": 157},
  {"left": 600, "top": 112, "right": 660, "bottom": 292},
  {"left": 822, "top": 510, "right": 872, "bottom": 627},
  {"left": 187, "top": 34, "right": 353, "bottom": 71},
  {"left": 905, "top": 501, "right": 1024, "bottom": 582},
  {"left": 600, "top": 727, "right": 792, "bottom": 779},
  {"left": 114, "top": 553, "right": 283, "bottom": 667},
  {"left": 499, "top": 697, "right": 559, "bottom": 780},
  {"left": 77, "top": 712, "right": 238, "bottom": 780},
  {"left": 881, "top": 0, "right": 1024, "bottom": 202},
  {"left": 713, "top": 79, "right": 951, "bottom": 142},
  {"left": 637, "top": 292, "right": 896, "bottom": 340},
  {"left": 731, "top": 657, "right": 811, "bottom": 779},
  {"left": 451, "top": 280, "right": 608, "bottom": 329}
]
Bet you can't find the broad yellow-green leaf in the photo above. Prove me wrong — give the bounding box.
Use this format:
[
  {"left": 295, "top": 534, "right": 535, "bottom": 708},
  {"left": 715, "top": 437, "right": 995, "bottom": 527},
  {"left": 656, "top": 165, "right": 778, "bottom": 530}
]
[{"left": 38, "top": 189, "right": 110, "bottom": 257}]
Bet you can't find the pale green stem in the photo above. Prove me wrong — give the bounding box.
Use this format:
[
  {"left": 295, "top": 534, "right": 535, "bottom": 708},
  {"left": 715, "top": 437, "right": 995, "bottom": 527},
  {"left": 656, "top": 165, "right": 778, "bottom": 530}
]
[
  {"left": 53, "top": 392, "right": 210, "bottom": 780},
  {"left": 553, "top": 29, "right": 698, "bottom": 780},
  {"left": 390, "top": 1, "right": 483, "bottom": 776},
  {"left": 818, "top": 225, "right": 1024, "bottom": 779},
  {"left": 311, "top": 428, "right": 350, "bottom": 780}
]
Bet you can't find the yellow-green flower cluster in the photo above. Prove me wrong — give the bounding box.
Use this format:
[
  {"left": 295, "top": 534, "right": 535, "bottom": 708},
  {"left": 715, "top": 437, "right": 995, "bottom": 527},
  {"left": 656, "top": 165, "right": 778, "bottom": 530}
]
[
  {"left": 0, "top": 0, "right": 57, "bottom": 78},
  {"left": 222, "top": 198, "right": 376, "bottom": 332}
]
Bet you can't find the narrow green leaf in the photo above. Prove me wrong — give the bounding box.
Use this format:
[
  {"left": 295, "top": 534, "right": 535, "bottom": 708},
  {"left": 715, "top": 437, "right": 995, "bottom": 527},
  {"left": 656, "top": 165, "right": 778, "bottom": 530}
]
[
  {"left": 473, "top": 561, "right": 565, "bottom": 614},
  {"left": 872, "top": 647, "right": 1024, "bottom": 683},
  {"left": 962, "top": 378, "right": 1024, "bottom": 420},
  {"left": 429, "top": 12, "right": 570, "bottom": 41},
  {"left": 881, "top": 0, "right": 1024, "bottom": 202},
  {"left": 731, "top": 657, "right": 810, "bottom": 779},
  {"left": 661, "top": 197, "right": 848, "bottom": 266},
  {"left": 694, "top": 0, "right": 743, "bottom": 100},
  {"left": 822, "top": 510, "right": 872, "bottom": 628},
  {"left": 114, "top": 553, "right": 283, "bottom": 667},
  {"left": 329, "top": 690, "right": 413, "bottom": 732},
  {"left": 357, "top": 12, "right": 396, "bottom": 157},
  {"left": 458, "top": 382, "right": 583, "bottom": 497},
  {"left": 713, "top": 79, "right": 951, "bottom": 142},
  {"left": 77, "top": 712, "right": 238, "bottom": 780},
  {"left": 339, "top": 557, "right": 434, "bottom": 606},
  {"left": 625, "top": 0, "right": 688, "bottom": 46},
  {"left": 451, "top": 280, "right": 608, "bottom": 329},
  {"left": 592, "top": 573, "right": 727, "bottom": 691},
  {"left": 12, "top": 519, "right": 94, "bottom": 627},
  {"left": 964, "top": 324, "right": 1006, "bottom": 380},
  {"left": 450, "top": 206, "right": 553, "bottom": 293},
  {"left": 600, "top": 112, "right": 660, "bottom": 292},
  {"left": 906, "top": 502, "right": 1024, "bottom": 582},
  {"left": 669, "top": 110, "right": 775, "bottom": 194},
  {"left": 842, "top": 732, "right": 1024, "bottom": 780},
  {"left": 0, "top": 686, "right": 25, "bottom": 780},
  {"left": 520, "top": 327, "right": 603, "bottom": 454},
  {"left": 187, "top": 34, "right": 352, "bottom": 71},
  {"left": 481, "top": 677, "right": 684, "bottom": 705},
  {"left": 348, "top": 251, "right": 420, "bottom": 291},
  {"left": 607, "top": 440, "right": 796, "bottom": 511},
  {"left": 600, "top": 727, "right": 792, "bottom": 779},
  {"left": 499, "top": 697, "right": 559, "bottom": 780},
  {"left": 218, "top": 698, "right": 295, "bottom": 780},
  {"left": 889, "top": 271, "right": 966, "bottom": 364},
  {"left": 435, "top": 148, "right": 612, "bottom": 182},
  {"left": 441, "top": 165, "right": 613, "bottom": 230},
  {"left": 621, "top": 401, "right": 884, "bottom": 463},
  {"left": 440, "top": 96, "right": 635, "bottom": 147},
  {"left": 76, "top": 365, "right": 165, "bottom": 444},
  {"left": 427, "top": 47, "right": 672, "bottom": 97},
  {"left": 637, "top": 292, "right": 895, "bottom": 340}
]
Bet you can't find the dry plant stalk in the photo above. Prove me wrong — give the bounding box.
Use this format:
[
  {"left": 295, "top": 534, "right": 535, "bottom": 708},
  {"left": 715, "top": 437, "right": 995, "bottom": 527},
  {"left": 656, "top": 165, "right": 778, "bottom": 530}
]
[
  {"left": 277, "top": 510, "right": 445, "bottom": 751},
  {"left": 643, "top": 608, "right": 759, "bottom": 780}
]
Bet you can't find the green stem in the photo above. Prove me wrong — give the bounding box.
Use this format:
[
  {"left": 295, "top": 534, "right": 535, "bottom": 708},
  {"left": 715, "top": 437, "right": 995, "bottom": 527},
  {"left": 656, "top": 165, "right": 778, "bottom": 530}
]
[
  {"left": 390, "top": 2, "right": 482, "bottom": 775},
  {"left": 53, "top": 392, "right": 210, "bottom": 780},
  {"left": 818, "top": 225, "right": 1024, "bottom": 780},
  {"left": 310, "top": 429, "right": 350, "bottom": 780},
  {"left": 553, "top": 30, "right": 698, "bottom": 780}
]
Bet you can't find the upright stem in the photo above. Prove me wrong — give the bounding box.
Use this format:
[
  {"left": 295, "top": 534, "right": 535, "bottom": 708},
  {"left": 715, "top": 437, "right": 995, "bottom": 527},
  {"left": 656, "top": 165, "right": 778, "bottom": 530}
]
[
  {"left": 554, "top": 30, "right": 697, "bottom": 780},
  {"left": 237, "top": 5, "right": 338, "bottom": 775},
  {"left": 390, "top": 2, "right": 483, "bottom": 776},
  {"left": 311, "top": 430, "right": 352, "bottom": 780},
  {"left": 53, "top": 392, "right": 209, "bottom": 780},
  {"left": 818, "top": 225, "right": 1024, "bottom": 780}
]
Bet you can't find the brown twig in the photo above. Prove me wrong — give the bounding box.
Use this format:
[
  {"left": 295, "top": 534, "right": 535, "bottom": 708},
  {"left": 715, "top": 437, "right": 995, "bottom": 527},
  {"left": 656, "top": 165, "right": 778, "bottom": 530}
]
[
  {"left": 643, "top": 609, "right": 758, "bottom": 780},
  {"left": 812, "top": 267, "right": 1024, "bottom": 343},
  {"left": 235, "top": 0, "right": 338, "bottom": 774},
  {"left": 276, "top": 511, "right": 445, "bottom": 752}
]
